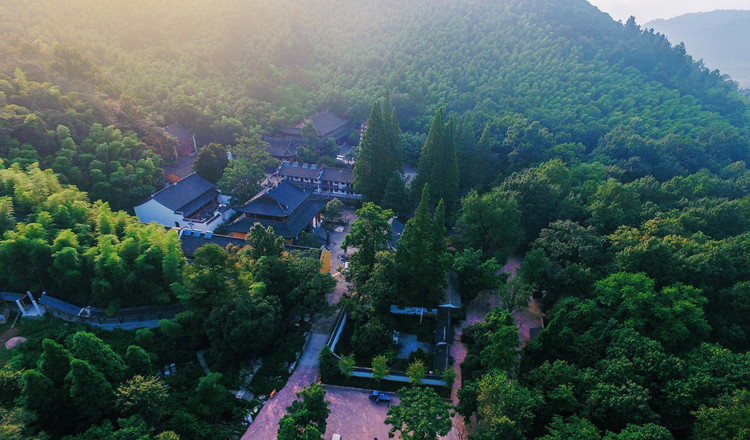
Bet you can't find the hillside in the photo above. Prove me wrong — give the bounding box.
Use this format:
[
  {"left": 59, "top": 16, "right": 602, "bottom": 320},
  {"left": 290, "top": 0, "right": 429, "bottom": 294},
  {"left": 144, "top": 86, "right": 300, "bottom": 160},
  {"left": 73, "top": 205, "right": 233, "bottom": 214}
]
[
  {"left": 647, "top": 9, "right": 750, "bottom": 89},
  {"left": 1, "top": 0, "right": 748, "bottom": 174}
]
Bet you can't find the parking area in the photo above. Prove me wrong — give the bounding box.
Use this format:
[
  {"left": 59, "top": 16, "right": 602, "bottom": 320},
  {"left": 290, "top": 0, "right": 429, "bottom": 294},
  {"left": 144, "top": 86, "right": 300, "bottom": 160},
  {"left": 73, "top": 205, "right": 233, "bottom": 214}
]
[{"left": 322, "top": 385, "right": 400, "bottom": 440}]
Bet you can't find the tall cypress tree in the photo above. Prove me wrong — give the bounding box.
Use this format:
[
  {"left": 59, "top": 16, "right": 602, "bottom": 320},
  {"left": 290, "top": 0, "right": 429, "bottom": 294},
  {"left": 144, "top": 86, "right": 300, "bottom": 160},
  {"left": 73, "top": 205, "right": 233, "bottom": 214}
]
[
  {"left": 396, "top": 185, "right": 448, "bottom": 308},
  {"left": 354, "top": 98, "right": 402, "bottom": 204},
  {"left": 414, "top": 108, "right": 459, "bottom": 212}
]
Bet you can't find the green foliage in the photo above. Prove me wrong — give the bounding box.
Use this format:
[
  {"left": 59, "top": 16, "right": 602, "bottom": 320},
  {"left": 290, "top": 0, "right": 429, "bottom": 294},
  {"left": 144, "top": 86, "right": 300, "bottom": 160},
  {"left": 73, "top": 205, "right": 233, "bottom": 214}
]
[
  {"left": 205, "top": 287, "right": 282, "bottom": 363},
  {"left": 354, "top": 98, "right": 402, "bottom": 204},
  {"left": 178, "top": 244, "right": 233, "bottom": 320},
  {"left": 593, "top": 272, "right": 710, "bottom": 351},
  {"left": 692, "top": 390, "right": 750, "bottom": 440},
  {"left": 338, "top": 354, "right": 355, "bottom": 379},
  {"left": 497, "top": 278, "right": 532, "bottom": 315},
  {"left": 65, "top": 359, "right": 113, "bottom": 424},
  {"left": 245, "top": 223, "right": 285, "bottom": 260},
  {"left": 0, "top": 165, "right": 185, "bottom": 307},
  {"left": 453, "top": 248, "right": 502, "bottom": 302},
  {"left": 396, "top": 185, "right": 450, "bottom": 308},
  {"left": 413, "top": 108, "right": 459, "bottom": 212},
  {"left": 192, "top": 143, "right": 228, "bottom": 183},
  {"left": 603, "top": 423, "right": 674, "bottom": 440},
  {"left": 372, "top": 355, "right": 389, "bottom": 383},
  {"left": 471, "top": 370, "right": 542, "bottom": 440},
  {"left": 318, "top": 346, "right": 340, "bottom": 383},
  {"left": 351, "top": 317, "right": 391, "bottom": 364},
  {"left": 277, "top": 383, "right": 330, "bottom": 440},
  {"left": 540, "top": 416, "right": 600, "bottom": 440},
  {"left": 342, "top": 202, "right": 393, "bottom": 288},
  {"left": 321, "top": 198, "right": 343, "bottom": 224},
  {"left": 456, "top": 189, "right": 522, "bottom": 260},
  {"left": 385, "top": 386, "right": 453, "bottom": 440},
  {"left": 124, "top": 345, "right": 152, "bottom": 377},
  {"left": 380, "top": 172, "right": 409, "bottom": 217},
  {"left": 69, "top": 331, "right": 127, "bottom": 384},
  {"left": 475, "top": 308, "right": 520, "bottom": 373},
  {"left": 296, "top": 231, "right": 321, "bottom": 248},
  {"left": 405, "top": 359, "right": 426, "bottom": 386},
  {"left": 192, "top": 373, "right": 232, "bottom": 422},
  {"left": 115, "top": 375, "right": 169, "bottom": 425},
  {"left": 218, "top": 157, "right": 264, "bottom": 203}
]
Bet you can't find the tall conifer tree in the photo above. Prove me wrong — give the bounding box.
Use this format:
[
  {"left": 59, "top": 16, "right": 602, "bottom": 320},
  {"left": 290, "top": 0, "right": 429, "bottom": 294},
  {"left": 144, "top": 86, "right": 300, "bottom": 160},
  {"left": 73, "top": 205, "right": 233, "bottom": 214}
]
[
  {"left": 396, "top": 185, "right": 448, "bottom": 308},
  {"left": 414, "top": 108, "right": 459, "bottom": 212},
  {"left": 354, "top": 98, "right": 402, "bottom": 204}
]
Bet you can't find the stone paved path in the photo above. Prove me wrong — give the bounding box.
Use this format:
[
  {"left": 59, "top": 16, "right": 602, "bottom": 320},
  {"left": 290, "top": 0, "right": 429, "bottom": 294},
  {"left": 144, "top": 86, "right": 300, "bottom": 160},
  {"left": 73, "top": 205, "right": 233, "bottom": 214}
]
[{"left": 241, "top": 332, "right": 328, "bottom": 440}]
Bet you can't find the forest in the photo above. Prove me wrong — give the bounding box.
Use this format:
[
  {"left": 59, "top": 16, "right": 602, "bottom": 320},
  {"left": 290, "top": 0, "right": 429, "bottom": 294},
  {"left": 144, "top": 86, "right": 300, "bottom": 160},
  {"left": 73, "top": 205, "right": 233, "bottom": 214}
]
[{"left": 0, "top": 0, "right": 749, "bottom": 438}]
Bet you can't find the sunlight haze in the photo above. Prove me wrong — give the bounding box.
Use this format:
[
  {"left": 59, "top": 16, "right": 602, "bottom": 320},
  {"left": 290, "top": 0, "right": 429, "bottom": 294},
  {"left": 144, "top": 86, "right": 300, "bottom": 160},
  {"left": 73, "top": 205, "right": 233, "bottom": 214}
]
[{"left": 588, "top": 0, "right": 750, "bottom": 23}]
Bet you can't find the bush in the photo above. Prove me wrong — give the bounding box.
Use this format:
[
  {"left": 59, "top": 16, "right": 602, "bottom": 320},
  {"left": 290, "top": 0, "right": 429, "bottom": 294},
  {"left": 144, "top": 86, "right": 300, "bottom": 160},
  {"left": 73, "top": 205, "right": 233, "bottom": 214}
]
[{"left": 318, "top": 346, "right": 340, "bottom": 383}]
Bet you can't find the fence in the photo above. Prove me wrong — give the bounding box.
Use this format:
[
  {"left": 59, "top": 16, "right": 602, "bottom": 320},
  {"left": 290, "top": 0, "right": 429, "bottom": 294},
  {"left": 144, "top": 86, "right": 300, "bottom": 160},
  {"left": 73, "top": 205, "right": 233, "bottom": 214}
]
[{"left": 325, "top": 310, "right": 446, "bottom": 386}]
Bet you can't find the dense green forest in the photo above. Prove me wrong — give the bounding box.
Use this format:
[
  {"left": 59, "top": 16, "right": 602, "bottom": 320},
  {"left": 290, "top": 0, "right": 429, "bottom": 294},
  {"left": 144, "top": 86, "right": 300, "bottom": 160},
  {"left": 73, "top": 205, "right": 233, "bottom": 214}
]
[
  {"left": 1, "top": 0, "right": 750, "bottom": 438},
  {"left": 1, "top": 0, "right": 747, "bottom": 153},
  {"left": 0, "top": 166, "right": 334, "bottom": 438},
  {"left": 454, "top": 158, "right": 750, "bottom": 439}
]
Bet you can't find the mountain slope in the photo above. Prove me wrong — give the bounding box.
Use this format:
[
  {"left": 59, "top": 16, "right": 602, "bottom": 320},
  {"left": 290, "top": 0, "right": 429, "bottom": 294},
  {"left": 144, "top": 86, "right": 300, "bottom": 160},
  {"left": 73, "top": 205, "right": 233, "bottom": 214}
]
[{"left": 647, "top": 9, "right": 750, "bottom": 88}]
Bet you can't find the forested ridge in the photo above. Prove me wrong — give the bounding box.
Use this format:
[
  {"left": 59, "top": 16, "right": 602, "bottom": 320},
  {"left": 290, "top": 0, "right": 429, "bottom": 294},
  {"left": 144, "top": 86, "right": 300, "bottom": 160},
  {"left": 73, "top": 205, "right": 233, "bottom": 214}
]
[
  {"left": 0, "top": 0, "right": 749, "bottom": 438},
  {"left": 1, "top": 0, "right": 747, "bottom": 150}
]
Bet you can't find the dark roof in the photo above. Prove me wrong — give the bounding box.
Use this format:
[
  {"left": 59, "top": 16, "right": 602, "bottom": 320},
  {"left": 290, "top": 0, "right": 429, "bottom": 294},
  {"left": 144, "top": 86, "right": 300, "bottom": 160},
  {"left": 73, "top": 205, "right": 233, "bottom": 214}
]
[
  {"left": 320, "top": 167, "right": 354, "bottom": 184},
  {"left": 388, "top": 218, "right": 405, "bottom": 249},
  {"left": 310, "top": 109, "right": 350, "bottom": 138},
  {"left": 265, "top": 137, "right": 301, "bottom": 158},
  {"left": 151, "top": 173, "right": 217, "bottom": 212},
  {"left": 180, "top": 231, "right": 321, "bottom": 257},
  {"left": 0, "top": 291, "right": 25, "bottom": 302},
  {"left": 529, "top": 327, "right": 544, "bottom": 340},
  {"left": 180, "top": 232, "right": 247, "bottom": 257},
  {"left": 276, "top": 109, "right": 351, "bottom": 140},
  {"left": 165, "top": 123, "right": 195, "bottom": 141},
  {"left": 227, "top": 199, "right": 325, "bottom": 239},
  {"left": 163, "top": 155, "right": 196, "bottom": 180},
  {"left": 277, "top": 163, "right": 323, "bottom": 180},
  {"left": 234, "top": 179, "right": 313, "bottom": 217}
]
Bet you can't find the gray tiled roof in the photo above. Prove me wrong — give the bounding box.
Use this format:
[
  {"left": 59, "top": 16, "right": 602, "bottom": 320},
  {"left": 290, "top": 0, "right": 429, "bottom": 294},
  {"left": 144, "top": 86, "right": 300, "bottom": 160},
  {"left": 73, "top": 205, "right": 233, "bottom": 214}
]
[
  {"left": 151, "top": 173, "right": 217, "bottom": 212},
  {"left": 165, "top": 123, "right": 194, "bottom": 141},
  {"left": 310, "top": 109, "right": 350, "bottom": 138},
  {"left": 320, "top": 167, "right": 354, "bottom": 184},
  {"left": 277, "top": 163, "right": 323, "bottom": 180},
  {"left": 227, "top": 199, "right": 325, "bottom": 239},
  {"left": 234, "top": 179, "right": 314, "bottom": 217},
  {"left": 265, "top": 137, "right": 302, "bottom": 158}
]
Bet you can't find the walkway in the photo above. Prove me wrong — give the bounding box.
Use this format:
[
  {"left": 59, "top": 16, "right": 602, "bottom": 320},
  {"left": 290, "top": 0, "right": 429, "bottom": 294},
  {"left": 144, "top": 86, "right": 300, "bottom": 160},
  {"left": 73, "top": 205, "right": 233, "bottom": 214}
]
[
  {"left": 241, "top": 332, "right": 329, "bottom": 440},
  {"left": 443, "top": 255, "right": 542, "bottom": 439},
  {"left": 242, "top": 209, "right": 356, "bottom": 439}
]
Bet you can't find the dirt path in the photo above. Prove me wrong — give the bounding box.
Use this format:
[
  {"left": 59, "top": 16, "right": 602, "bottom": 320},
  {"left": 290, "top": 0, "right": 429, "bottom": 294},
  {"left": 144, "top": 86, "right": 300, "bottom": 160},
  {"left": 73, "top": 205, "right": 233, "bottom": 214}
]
[{"left": 443, "top": 255, "right": 543, "bottom": 439}]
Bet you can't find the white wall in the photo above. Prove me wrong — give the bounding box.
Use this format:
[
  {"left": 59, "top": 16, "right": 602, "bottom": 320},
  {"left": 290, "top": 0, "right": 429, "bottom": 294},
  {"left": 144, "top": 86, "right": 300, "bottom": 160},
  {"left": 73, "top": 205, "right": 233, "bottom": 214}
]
[
  {"left": 134, "top": 199, "right": 182, "bottom": 228},
  {"left": 135, "top": 199, "right": 225, "bottom": 232}
]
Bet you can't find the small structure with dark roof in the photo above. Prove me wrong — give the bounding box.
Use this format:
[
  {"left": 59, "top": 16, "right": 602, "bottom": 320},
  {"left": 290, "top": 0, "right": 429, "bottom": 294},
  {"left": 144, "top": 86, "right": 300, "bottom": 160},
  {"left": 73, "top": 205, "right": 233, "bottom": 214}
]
[
  {"left": 134, "top": 173, "right": 233, "bottom": 232},
  {"left": 165, "top": 123, "right": 198, "bottom": 157},
  {"left": 264, "top": 136, "right": 302, "bottom": 162},
  {"left": 274, "top": 162, "right": 361, "bottom": 200},
  {"left": 388, "top": 217, "right": 405, "bottom": 250},
  {"left": 162, "top": 154, "right": 197, "bottom": 184},
  {"left": 277, "top": 109, "right": 353, "bottom": 143},
  {"left": 226, "top": 178, "right": 324, "bottom": 242}
]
